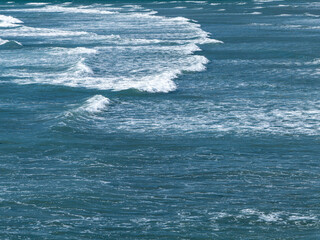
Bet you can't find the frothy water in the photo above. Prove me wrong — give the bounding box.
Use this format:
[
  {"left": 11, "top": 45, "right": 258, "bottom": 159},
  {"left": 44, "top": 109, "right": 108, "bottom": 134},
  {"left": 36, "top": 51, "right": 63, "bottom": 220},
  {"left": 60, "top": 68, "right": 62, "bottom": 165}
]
[
  {"left": 0, "top": 14, "right": 23, "bottom": 27},
  {"left": 0, "top": 3, "right": 220, "bottom": 93},
  {"left": 78, "top": 95, "right": 111, "bottom": 114}
]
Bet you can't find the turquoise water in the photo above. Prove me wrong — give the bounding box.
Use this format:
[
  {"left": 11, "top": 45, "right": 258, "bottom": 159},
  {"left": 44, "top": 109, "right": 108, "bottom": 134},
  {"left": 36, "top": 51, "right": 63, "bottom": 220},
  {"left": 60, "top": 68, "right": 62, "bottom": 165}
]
[{"left": 1, "top": 0, "right": 320, "bottom": 239}]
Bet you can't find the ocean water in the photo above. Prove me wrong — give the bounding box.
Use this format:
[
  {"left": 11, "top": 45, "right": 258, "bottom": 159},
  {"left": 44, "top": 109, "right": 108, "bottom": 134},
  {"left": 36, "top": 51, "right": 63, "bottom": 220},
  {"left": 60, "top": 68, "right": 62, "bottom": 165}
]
[{"left": 0, "top": 0, "right": 319, "bottom": 239}]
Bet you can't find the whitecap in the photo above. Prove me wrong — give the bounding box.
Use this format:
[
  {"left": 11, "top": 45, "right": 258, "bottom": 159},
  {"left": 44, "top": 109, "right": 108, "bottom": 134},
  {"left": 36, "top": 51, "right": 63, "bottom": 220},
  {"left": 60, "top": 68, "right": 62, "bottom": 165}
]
[
  {"left": 259, "top": 213, "right": 281, "bottom": 222},
  {"left": 254, "top": 0, "right": 284, "bottom": 2},
  {"left": 25, "top": 3, "right": 49, "bottom": 6},
  {"left": 185, "top": 1, "right": 207, "bottom": 4},
  {"left": 4, "top": 5, "right": 117, "bottom": 14},
  {"left": 305, "top": 13, "right": 320, "bottom": 17},
  {"left": 0, "top": 14, "right": 23, "bottom": 28},
  {"left": 73, "top": 58, "right": 93, "bottom": 76},
  {"left": 49, "top": 47, "right": 98, "bottom": 55},
  {"left": 3, "top": 3, "right": 221, "bottom": 93},
  {"left": 197, "top": 38, "right": 224, "bottom": 44},
  {"left": 78, "top": 95, "right": 110, "bottom": 114}
]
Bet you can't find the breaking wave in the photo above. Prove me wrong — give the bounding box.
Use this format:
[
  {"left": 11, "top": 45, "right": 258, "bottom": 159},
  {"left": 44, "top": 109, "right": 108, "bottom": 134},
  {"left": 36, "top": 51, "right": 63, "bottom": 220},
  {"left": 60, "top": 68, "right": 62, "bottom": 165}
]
[
  {"left": 1, "top": 3, "right": 222, "bottom": 93},
  {"left": 78, "top": 95, "right": 110, "bottom": 114},
  {"left": 0, "top": 14, "right": 23, "bottom": 27}
]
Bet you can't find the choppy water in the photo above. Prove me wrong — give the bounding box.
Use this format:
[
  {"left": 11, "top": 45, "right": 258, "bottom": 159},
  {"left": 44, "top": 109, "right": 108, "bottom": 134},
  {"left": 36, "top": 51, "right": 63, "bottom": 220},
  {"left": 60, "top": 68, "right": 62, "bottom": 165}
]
[{"left": 0, "top": 0, "right": 320, "bottom": 239}]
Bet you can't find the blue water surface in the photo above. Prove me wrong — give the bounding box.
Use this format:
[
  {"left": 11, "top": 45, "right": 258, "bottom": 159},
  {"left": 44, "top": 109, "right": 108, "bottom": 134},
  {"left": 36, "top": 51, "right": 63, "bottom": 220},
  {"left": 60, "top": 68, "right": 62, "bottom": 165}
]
[{"left": 0, "top": 0, "right": 319, "bottom": 239}]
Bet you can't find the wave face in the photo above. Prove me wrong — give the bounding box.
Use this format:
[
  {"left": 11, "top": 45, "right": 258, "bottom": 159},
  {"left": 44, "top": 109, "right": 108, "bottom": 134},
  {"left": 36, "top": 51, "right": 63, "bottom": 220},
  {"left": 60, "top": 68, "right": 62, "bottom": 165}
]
[
  {"left": 0, "top": 3, "right": 221, "bottom": 93},
  {"left": 0, "top": 37, "right": 22, "bottom": 49}
]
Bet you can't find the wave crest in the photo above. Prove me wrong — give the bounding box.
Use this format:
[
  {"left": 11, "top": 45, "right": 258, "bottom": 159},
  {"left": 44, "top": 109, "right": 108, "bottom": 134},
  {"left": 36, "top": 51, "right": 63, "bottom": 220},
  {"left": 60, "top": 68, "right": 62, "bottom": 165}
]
[
  {"left": 0, "top": 14, "right": 23, "bottom": 28},
  {"left": 78, "top": 95, "right": 110, "bottom": 113},
  {"left": 0, "top": 38, "right": 22, "bottom": 49}
]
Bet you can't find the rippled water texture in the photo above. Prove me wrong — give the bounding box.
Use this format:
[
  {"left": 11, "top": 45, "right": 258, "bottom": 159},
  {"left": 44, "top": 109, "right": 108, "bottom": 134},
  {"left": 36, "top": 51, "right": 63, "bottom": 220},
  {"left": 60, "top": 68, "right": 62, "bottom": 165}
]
[{"left": 0, "top": 0, "right": 319, "bottom": 239}]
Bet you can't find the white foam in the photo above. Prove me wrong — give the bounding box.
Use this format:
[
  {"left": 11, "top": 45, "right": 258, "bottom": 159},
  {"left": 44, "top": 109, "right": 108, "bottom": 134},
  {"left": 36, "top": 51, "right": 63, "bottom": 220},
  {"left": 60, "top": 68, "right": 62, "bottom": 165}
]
[
  {"left": 120, "top": 38, "right": 162, "bottom": 45},
  {"left": 250, "top": 23, "right": 272, "bottom": 26},
  {"left": 0, "top": 38, "right": 9, "bottom": 45},
  {"left": 197, "top": 38, "right": 224, "bottom": 44},
  {"left": 79, "top": 95, "right": 110, "bottom": 113},
  {"left": 205, "top": 210, "right": 319, "bottom": 227},
  {"left": 185, "top": 1, "right": 207, "bottom": 4},
  {"left": 238, "top": 209, "right": 318, "bottom": 224},
  {"left": 240, "top": 209, "right": 282, "bottom": 223},
  {"left": 288, "top": 215, "right": 317, "bottom": 221},
  {"left": 50, "top": 47, "right": 98, "bottom": 55},
  {"left": 130, "top": 71, "right": 178, "bottom": 93},
  {"left": 98, "top": 43, "right": 201, "bottom": 55},
  {"left": 307, "top": 58, "right": 320, "bottom": 65},
  {"left": 73, "top": 58, "right": 93, "bottom": 76},
  {"left": 259, "top": 213, "right": 281, "bottom": 222},
  {"left": 3, "top": 3, "right": 221, "bottom": 93},
  {"left": 176, "top": 43, "right": 201, "bottom": 54},
  {"left": 250, "top": 12, "right": 262, "bottom": 15},
  {"left": 5, "top": 5, "right": 117, "bottom": 14},
  {"left": 122, "top": 4, "right": 142, "bottom": 9},
  {"left": 0, "top": 26, "right": 90, "bottom": 37},
  {"left": 254, "top": 0, "right": 284, "bottom": 2},
  {"left": 25, "top": 2, "right": 49, "bottom": 6},
  {"left": 305, "top": 13, "right": 320, "bottom": 18},
  {"left": 0, "top": 14, "right": 23, "bottom": 27}
]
